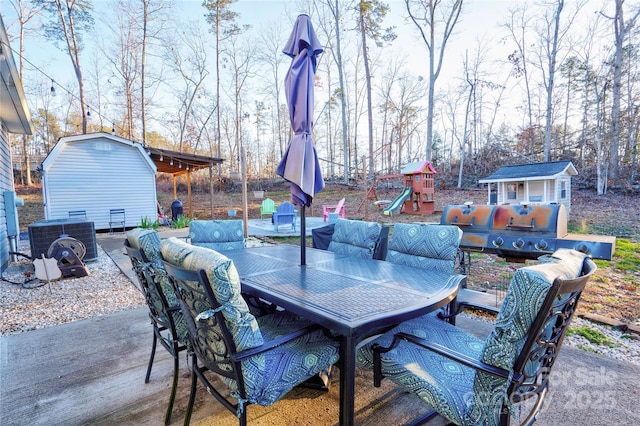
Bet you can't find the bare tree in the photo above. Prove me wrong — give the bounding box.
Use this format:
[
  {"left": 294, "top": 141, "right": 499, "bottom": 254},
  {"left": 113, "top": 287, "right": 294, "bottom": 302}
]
[
  {"left": 102, "top": 0, "right": 142, "bottom": 139},
  {"left": 534, "top": 0, "right": 583, "bottom": 162},
  {"left": 222, "top": 35, "right": 257, "bottom": 172},
  {"left": 140, "top": 0, "right": 171, "bottom": 145},
  {"left": 163, "top": 23, "right": 210, "bottom": 152},
  {"left": 317, "top": 0, "right": 351, "bottom": 184},
  {"left": 603, "top": 0, "right": 640, "bottom": 183},
  {"left": 36, "top": 0, "right": 94, "bottom": 134},
  {"left": 203, "top": 0, "right": 241, "bottom": 174},
  {"left": 541, "top": 0, "right": 564, "bottom": 162},
  {"left": 504, "top": 4, "right": 536, "bottom": 157},
  {"left": 405, "top": 0, "right": 464, "bottom": 161},
  {"left": 458, "top": 50, "right": 475, "bottom": 188},
  {"left": 356, "top": 0, "right": 395, "bottom": 179},
  {"left": 255, "top": 21, "right": 286, "bottom": 165},
  {"left": 8, "top": 0, "right": 45, "bottom": 185}
]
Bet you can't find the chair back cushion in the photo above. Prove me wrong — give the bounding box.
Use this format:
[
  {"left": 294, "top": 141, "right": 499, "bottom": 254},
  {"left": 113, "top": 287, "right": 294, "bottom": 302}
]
[
  {"left": 328, "top": 219, "right": 382, "bottom": 259},
  {"left": 466, "top": 248, "right": 587, "bottom": 424},
  {"left": 189, "top": 219, "right": 245, "bottom": 251},
  {"left": 160, "top": 237, "right": 263, "bottom": 352},
  {"left": 126, "top": 228, "right": 177, "bottom": 305},
  {"left": 386, "top": 224, "right": 462, "bottom": 273}
]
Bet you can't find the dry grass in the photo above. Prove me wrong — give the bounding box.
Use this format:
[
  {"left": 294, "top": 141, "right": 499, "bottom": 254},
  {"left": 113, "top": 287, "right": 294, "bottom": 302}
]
[{"left": 14, "top": 182, "right": 640, "bottom": 324}]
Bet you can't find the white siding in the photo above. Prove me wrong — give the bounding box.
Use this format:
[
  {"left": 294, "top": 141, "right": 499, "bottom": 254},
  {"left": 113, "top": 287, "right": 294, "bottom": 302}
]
[
  {"left": 43, "top": 135, "right": 157, "bottom": 230},
  {"left": 0, "top": 128, "right": 12, "bottom": 270}
]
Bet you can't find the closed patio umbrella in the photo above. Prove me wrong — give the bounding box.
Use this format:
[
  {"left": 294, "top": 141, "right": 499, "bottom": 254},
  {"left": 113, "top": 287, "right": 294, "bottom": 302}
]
[{"left": 277, "top": 14, "right": 324, "bottom": 265}]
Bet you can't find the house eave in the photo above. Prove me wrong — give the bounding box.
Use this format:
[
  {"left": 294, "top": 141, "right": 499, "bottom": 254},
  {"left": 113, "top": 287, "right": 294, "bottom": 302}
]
[{"left": 0, "top": 17, "right": 33, "bottom": 135}]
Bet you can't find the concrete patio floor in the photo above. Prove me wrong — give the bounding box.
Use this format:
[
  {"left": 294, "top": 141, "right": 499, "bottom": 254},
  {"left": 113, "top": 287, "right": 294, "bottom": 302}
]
[
  {"left": 1, "top": 225, "right": 639, "bottom": 425},
  {"left": 2, "top": 305, "right": 639, "bottom": 426}
]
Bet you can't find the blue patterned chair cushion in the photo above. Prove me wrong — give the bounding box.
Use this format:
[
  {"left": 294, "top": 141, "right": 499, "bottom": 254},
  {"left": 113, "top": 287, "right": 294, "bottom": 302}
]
[
  {"left": 189, "top": 219, "right": 245, "bottom": 251},
  {"left": 386, "top": 224, "right": 462, "bottom": 273},
  {"left": 160, "top": 237, "right": 263, "bottom": 351},
  {"left": 358, "top": 249, "right": 587, "bottom": 426},
  {"left": 468, "top": 248, "right": 587, "bottom": 425},
  {"left": 328, "top": 219, "right": 382, "bottom": 259},
  {"left": 246, "top": 311, "right": 340, "bottom": 405},
  {"left": 126, "top": 228, "right": 189, "bottom": 343},
  {"left": 160, "top": 238, "right": 339, "bottom": 407},
  {"left": 126, "top": 228, "right": 177, "bottom": 305},
  {"left": 357, "top": 313, "right": 484, "bottom": 425}
]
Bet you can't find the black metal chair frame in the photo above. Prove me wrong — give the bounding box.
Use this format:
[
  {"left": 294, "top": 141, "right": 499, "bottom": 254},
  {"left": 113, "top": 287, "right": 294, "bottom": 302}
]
[
  {"left": 162, "top": 260, "right": 334, "bottom": 426},
  {"left": 124, "top": 242, "right": 187, "bottom": 425},
  {"left": 372, "top": 257, "right": 597, "bottom": 426},
  {"left": 109, "top": 208, "right": 126, "bottom": 234}
]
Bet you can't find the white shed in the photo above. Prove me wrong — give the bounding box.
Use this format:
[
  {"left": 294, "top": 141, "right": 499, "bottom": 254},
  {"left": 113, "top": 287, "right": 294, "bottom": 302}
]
[
  {"left": 478, "top": 161, "right": 578, "bottom": 215},
  {"left": 40, "top": 132, "right": 158, "bottom": 231}
]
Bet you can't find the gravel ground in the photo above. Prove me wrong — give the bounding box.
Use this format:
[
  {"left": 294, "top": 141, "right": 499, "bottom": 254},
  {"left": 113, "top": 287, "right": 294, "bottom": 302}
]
[
  {"left": 2, "top": 238, "right": 638, "bottom": 367},
  {"left": 0, "top": 241, "right": 145, "bottom": 336}
]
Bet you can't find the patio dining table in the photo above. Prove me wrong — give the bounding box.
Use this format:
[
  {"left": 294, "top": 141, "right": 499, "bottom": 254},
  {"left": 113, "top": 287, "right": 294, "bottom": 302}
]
[{"left": 220, "top": 245, "right": 465, "bottom": 426}]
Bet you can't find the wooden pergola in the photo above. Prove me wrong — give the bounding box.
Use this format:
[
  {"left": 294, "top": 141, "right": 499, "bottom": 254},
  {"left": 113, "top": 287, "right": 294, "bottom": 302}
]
[{"left": 146, "top": 147, "right": 224, "bottom": 218}]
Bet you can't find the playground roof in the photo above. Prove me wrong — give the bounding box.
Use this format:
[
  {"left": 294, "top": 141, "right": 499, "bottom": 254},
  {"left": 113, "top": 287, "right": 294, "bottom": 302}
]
[{"left": 401, "top": 161, "right": 437, "bottom": 175}]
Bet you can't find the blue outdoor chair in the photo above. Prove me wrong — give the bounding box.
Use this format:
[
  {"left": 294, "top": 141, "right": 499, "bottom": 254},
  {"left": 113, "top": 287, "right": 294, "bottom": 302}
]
[
  {"left": 272, "top": 201, "right": 297, "bottom": 232},
  {"left": 357, "top": 249, "right": 596, "bottom": 426},
  {"left": 189, "top": 219, "right": 245, "bottom": 251},
  {"left": 125, "top": 229, "right": 189, "bottom": 425},
  {"left": 159, "top": 237, "right": 340, "bottom": 426},
  {"left": 327, "top": 219, "right": 385, "bottom": 259}
]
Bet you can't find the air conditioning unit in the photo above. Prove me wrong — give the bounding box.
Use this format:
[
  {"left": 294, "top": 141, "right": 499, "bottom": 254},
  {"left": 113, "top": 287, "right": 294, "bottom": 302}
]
[{"left": 28, "top": 219, "right": 98, "bottom": 262}]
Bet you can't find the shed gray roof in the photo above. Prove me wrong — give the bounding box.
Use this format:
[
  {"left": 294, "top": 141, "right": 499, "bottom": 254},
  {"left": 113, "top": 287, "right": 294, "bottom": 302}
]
[{"left": 479, "top": 161, "right": 577, "bottom": 183}]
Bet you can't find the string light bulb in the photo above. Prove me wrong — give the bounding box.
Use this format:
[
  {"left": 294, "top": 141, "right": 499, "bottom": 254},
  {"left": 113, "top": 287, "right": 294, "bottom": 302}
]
[
  {"left": 50, "top": 80, "right": 56, "bottom": 96},
  {"left": 86, "top": 105, "right": 91, "bottom": 117},
  {"left": 170, "top": 158, "right": 174, "bottom": 166},
  {"left": 111, "top": 123, "right": 115, "bottom": 135},
  {"left": 179, "top": 161, "right": 182, "bottom": 169},
  {"left": 186, "top": 164, "right": 190, "bottom": 171},
  {"left": 159, "top": 153, "right": 163, "bottom": 162}
]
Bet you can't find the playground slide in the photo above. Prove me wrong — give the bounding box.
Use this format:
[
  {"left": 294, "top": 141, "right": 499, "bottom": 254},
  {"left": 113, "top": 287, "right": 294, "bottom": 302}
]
[{"left": 383, "top": 187, "right": 413, "bottom": 216}]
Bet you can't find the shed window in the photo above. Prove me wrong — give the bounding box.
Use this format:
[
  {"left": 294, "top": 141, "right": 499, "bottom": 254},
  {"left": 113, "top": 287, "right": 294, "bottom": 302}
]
[
  {"left": 560, "top": 180, "right": 567, "bottom": 199},
  {"left": 507, "top": 184, "right": 517, "bottom": 200}
]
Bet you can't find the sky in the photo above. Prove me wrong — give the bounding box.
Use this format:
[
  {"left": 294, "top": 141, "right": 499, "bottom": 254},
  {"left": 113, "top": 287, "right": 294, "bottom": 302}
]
[
  {"left": 0, "top": 0, "right": 611, "bottom": 138},
  {"left": 1, "top": 0, "right": 556, "bottom": 86}
]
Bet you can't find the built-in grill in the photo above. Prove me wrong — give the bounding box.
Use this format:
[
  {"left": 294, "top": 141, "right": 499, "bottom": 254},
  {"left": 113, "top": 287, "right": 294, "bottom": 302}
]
[{"left": 441, "top": 202, "right": 616, "bottom": 261}]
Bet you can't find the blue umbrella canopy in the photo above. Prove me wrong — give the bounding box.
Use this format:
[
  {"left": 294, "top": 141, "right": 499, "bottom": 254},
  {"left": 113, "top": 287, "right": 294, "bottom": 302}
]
[{"left": 276, "top": 14, "right": 324, "bottom": 208}]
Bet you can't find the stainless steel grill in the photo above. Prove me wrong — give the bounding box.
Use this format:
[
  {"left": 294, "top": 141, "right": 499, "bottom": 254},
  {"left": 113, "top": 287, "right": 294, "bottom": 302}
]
[{"left": 441, "top": 202, "right": 615, "bottom": 261}]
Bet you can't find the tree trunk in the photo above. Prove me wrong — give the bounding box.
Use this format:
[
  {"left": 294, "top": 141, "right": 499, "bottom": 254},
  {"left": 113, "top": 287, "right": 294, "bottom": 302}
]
[
  {"left": 544, "top": 0, "right": 564, "bottom": 162},
  {"left": 141, "top": 0, "right": 148, "bottom": 145},
  {"left": 359, "top": 7, "right": 375, "bottom": 181}
]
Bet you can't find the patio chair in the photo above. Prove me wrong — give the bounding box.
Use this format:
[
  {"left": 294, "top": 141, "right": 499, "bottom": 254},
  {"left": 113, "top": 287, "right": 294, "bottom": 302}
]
[
  {"left": 159, "top": 237, "right": 340, "bottom": 426},
  {"left": 385, "top": 223, "right": 462, "bottom": 273},
  {"left": 357, "top": 248, "right": 596, "bottom": 426},
  {"left": 109, "top": 208, "right": 126, "bottom": 234},
  {"left": 272, "top": 201, "right": 297, "bottom": 232},
  {"left": 322, "top": 197, "right": 345, "bottom": 222},
  {"left": 327, "top": 218, "right": 386, "bottom": 259},
  {"left": 260, "top": 198, "right": 276, "bottom": 219},
  {"left": 189, "top": 219, "right": 245, "bottom": 251},
  {"left": 124, "top": 229, "right": 189, "bottom": 425}
]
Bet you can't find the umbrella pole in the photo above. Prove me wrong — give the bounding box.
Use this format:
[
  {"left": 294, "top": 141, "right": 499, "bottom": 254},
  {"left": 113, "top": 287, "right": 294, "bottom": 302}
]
[{"left": 301, "top": 205, "right": 306, "bottom": 265}]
